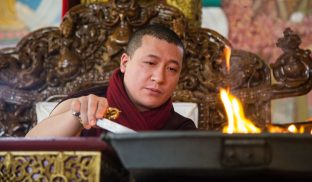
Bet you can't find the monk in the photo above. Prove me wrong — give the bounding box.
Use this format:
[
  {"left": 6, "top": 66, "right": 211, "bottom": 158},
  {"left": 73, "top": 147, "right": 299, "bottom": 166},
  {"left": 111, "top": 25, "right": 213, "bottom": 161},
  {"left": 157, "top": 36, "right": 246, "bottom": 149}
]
[{"left": 26, "top": 24, "right": 196, "bottom": 137}]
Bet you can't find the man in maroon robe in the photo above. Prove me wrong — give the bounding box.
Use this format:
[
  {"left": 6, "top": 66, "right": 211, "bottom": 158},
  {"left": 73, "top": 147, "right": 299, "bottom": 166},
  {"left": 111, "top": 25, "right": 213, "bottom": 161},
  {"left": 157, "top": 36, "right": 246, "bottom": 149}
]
[{"left": 26, "top": 24, "right": 196, "bottom": 137}]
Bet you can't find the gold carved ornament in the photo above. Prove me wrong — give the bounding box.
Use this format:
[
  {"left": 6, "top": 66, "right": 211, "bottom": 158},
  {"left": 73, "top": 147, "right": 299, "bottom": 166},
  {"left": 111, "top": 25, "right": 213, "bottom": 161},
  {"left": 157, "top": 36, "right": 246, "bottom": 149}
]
[
  {"left": 81, "top": 0, "right": 202, "bottom": 27},
  {"left": 0, "top": 151, "right": 101, "bottom": 182}
]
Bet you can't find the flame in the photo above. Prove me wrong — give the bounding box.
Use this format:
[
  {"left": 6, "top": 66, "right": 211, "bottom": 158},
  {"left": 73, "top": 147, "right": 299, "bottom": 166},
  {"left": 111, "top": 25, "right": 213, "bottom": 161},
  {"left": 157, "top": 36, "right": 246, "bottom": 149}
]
[
  {"left": 267, "top": 124, "right": 308, "bottom": 134},
  {"left": 220, "top": 88, "right": 261, "bottom": 134},
  {"left": 223, "top": 45, "right": 231, "bottom": 72},
  {"left": 287, "top": 124, "right": 298, "bottom": 133},
  {"left": 267, "top": 125, "right": 288, "bottom": 133},
  {"left": 220, "top": 45, "right": 312, "bottom": 134},
  {"left": 221, "top": 45, "right": 260, "bottom": 134},
  {"left": 287, "top": 124, "right": 306, "bottom": 134}
]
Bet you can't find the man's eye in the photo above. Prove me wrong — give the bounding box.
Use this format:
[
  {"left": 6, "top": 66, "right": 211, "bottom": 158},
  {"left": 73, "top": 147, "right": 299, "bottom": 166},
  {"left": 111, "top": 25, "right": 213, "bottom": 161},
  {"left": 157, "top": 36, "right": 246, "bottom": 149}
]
[
  {"left": 144, "top": 61, "right": 154, "bottom": 65},
  {"left": 168, "top": 67, "right": 178, "bottom": 72}
]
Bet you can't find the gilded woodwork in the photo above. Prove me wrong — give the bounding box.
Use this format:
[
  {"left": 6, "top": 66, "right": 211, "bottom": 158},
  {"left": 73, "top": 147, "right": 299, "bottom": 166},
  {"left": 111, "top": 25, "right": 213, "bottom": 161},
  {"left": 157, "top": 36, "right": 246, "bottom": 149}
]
[
  {"left": 166, "top": 0, "right": 202, "bottom": 27},
  {"left": 0, "top": 0, "right": 311, "bottom": 136},
  {"left": 81, "top": 0, "right": 202, "bottom": 27},
  {"left": 82, "top": 0, "right": 109, "bottom": 3},
  {"left": 0, "top": 151, "right": 101, "bottom": 181}
]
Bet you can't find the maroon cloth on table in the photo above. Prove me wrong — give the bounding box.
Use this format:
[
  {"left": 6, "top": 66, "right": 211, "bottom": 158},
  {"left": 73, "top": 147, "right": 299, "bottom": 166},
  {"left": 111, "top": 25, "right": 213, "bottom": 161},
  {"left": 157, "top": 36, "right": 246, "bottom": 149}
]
[{"left": 106, "top": 69, "right": 172, "bottom": 131}]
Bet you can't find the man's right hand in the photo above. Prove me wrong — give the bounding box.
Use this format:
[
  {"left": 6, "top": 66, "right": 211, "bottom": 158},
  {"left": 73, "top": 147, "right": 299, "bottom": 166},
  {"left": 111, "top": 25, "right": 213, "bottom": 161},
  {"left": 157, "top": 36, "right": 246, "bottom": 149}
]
[
  {"left": 26, "top": 94, "right": 110, "bottom": 137},
  {"left": 70, "top": 94, "right": 109, "bottom": 129}
]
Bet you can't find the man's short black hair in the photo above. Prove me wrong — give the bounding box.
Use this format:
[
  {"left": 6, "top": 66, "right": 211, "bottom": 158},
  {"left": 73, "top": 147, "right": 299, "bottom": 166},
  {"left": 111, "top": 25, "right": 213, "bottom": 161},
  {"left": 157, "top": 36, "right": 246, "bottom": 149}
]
[{"left": 126, "top": 24, "right": 185, "bottom": 58}]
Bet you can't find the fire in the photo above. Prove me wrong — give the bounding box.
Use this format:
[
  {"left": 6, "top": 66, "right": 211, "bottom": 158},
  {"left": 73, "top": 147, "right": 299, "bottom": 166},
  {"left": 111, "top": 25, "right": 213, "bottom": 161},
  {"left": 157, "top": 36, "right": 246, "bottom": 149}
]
[
  {"left": 223, "top": 45, "right": 231, "bottom": 72},
  {"left": 267, "top": 124, "right": 305, "bottom": 134},
  {"left": 266, "top": 125, "right": 287, "bottom": 133},
  {"left": 220, "top": 45, "right": 312, "bottom": 134},
  {"left": 220, "top": 88, "right": 261, "bottom": 134},
  {"left": 288, "top": 124, "right": 298, "bottom": 133},
  {"left": 221, "top": 45, "right": 260, "bottom": 134}
]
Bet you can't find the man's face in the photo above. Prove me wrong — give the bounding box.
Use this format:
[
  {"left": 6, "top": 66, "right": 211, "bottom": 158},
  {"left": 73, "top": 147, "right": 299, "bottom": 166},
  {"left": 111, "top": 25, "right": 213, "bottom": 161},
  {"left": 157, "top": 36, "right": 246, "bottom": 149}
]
[{"left": 120, "top": 35, "right": 183, "bottom": 111}]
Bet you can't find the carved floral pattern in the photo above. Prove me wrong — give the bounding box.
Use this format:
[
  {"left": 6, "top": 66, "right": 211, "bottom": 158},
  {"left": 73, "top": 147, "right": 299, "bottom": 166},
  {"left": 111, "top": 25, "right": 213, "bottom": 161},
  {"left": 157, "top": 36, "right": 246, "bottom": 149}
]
[{"left": 0, "top": 151, "right": 101, "bottom": 181}]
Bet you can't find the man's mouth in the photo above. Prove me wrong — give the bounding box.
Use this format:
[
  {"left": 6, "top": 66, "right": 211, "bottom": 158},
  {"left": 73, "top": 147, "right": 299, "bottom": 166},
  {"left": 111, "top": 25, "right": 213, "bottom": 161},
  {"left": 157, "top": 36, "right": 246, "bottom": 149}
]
[{"left": 145, "top": 88, "right": 162, "bottom": 94}]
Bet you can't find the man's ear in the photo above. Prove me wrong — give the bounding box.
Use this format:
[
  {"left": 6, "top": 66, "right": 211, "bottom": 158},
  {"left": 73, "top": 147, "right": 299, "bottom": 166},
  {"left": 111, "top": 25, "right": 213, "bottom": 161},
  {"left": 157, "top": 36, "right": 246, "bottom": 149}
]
[{"left": 120, "top": 53, "right": 129, "bottom": 73}]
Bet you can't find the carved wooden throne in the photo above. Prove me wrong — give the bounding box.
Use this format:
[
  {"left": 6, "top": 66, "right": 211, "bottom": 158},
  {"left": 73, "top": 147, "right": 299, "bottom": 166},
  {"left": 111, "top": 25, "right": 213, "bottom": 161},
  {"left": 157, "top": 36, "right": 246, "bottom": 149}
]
[{"left": 1, "top": 0, "right": 312, "bottom": 136}]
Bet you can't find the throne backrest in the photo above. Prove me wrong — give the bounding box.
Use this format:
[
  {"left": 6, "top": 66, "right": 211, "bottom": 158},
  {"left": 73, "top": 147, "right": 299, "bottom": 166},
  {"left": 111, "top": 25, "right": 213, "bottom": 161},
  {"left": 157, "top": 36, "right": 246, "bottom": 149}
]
[{"left": 1, "top": 0, "right": 312, "bottom": 136}]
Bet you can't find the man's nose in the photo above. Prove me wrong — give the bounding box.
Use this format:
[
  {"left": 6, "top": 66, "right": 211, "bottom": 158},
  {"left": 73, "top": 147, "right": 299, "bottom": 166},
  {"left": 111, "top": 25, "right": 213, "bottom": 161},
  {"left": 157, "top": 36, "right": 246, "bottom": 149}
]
[{"left": 151, "top": 67, "right": 165, "bottom": 83}]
